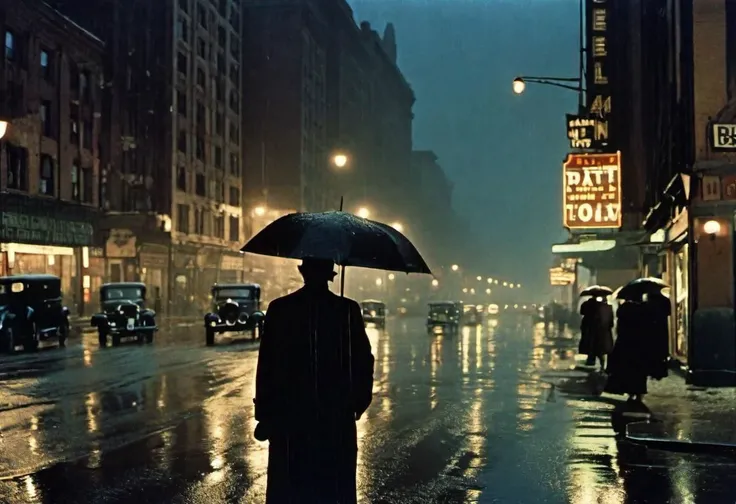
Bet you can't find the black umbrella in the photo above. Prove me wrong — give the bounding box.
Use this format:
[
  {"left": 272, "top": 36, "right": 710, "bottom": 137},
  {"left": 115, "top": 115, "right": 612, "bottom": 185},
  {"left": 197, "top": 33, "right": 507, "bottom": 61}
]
[
  {"left": 580, "top": 285, "right": 613, "bottom": 297},
  {"left": 241, "top": 211, "right": 432, "bottom": 293},
  {"left": 616, "top": 277, "right": 669, "bottom": 300}
]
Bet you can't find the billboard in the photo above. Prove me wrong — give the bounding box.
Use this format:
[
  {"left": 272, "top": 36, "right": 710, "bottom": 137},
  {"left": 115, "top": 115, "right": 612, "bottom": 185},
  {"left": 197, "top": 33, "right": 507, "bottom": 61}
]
[
  {"left": 549, "top": 267, "right": 575, "bottom": 286},
  {"left": 563, "top": 151, "right": 622, "bottom": 229}
]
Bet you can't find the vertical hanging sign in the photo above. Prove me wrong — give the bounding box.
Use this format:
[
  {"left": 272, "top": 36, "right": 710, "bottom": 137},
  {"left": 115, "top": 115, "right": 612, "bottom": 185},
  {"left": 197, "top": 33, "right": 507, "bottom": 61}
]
[{"left": 586, "top": 0, "right": 612, "bottom": 143}]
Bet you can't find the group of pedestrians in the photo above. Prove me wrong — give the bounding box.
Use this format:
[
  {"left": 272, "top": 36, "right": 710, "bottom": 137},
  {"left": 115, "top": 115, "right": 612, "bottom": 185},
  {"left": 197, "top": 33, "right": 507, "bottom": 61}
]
[{"left": 578, "top": 285, "right": 670, "bottom": 403}]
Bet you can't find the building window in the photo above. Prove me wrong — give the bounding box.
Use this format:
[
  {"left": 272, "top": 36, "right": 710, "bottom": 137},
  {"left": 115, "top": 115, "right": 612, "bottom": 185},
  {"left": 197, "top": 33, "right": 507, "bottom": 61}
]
[
  {"left": 229, "top": 215, "right": 239, "bottom": 242},
  {"left": 196, "top": 100, "right": 205, "bottom": 127},
  {"left": 177, "top": 165, "right": 187, "bottom": 191},
  {"left": 229, "top": 152, "right": 239, "bottom": 175},
  {"left": 229, "top": 122, "right": 239, "bottom": 144},
  {"left": 195, "top": 172, "right": 206, "bottom": 196},
  {"left": 214, "top": 214, "right": 225, "bottom": 238},
  {"left": 39, "top": 155, "right": 55, "bottom": 196},
  {"left": 215, "top": 111, "right": 223, "bottom": 135},
  {"left": 5, "top": 31, "right": 15, "bottom": 60},
  {"left": 214, "top": 146, "right": 222, "bottom": 168},
  {"left": 196, "top": 136, "right": 205, "bottom": 160},
  {"left": 197, "top": 67, "right": 205, "bottom": 88},
  {"left": 6, "top": 144, "right": 28, "bottom": 191},
  {"left": 218, "top": 26, "right": 226, "bottom": 48},
  {"left": 177, "top": 18, "right": 189, "bottom": 42},
  {"left": 228, "top": 89, "right": 239, "bottom": 112},
  {"left": 177, "top": 90, "right": 187, "bottom": 116},
  {"left": 81, "top": 166, "right": 93, "bottom": 203},
  {"left": 80, "top": 71, "right": 90, "bottom": 103},
  {"left": 177, "top": 204, "right": 190, "bottom": 233},
  {"left": 197, "top": 37, "right": 206, "bottom": 59},
  {"left": 214, "top": 180, "right": 224, "bottom": 202},
  {"left": 229, "top": 186, "right": 239, "bottom": 206},
  {"left": 216, "top": 53, "right": 224, "bottom": 74},
  {"left": 41, "top": 100, "right": 53, "bottom": 138},
  {"left": 197, "top": 3, "right": 207, "bottom": 28},
  {"left": 71, "top": 161, "right": 81, "bottom": 201},
  {"left": 229, "top": 63, "right": 238, "bottom": 87},
  {"left": 70, "top": 103, "right": 80, "bottom": 144},
  {"left": 83, "top": 120, "right": 93, "bottom": 150},
  {"left": 40, "top": 49, "right": 52, "bottom": 80},
  {"left": 69, "top": 62, "right": 79, "bottom": 94},
  {"left": 178, "top": 130, "right": 187, "bottom": 153},
  {"left": 177, "top": 52, "right": 188, "bottom": 75},
  {"left": 194, "top": 208, "right": 205, "bottom": 235}
]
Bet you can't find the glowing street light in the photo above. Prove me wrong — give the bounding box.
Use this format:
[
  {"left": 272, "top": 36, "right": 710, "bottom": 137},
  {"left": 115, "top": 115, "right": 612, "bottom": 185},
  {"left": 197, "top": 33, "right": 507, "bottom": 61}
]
[
  {"left": 516, "top": 283, "right": 521, "bottom": 288},
  {"left": 451, "top": 264, "right": 459, "bottom": 272},
  {"left": 476, "top": 276, "right": 482, "bottom": 281},
  {"left": 357, "top": 207, "right": 371, "bottom": 219},
  {"left": 485, "top": 288, "right": 491, "bottom": 294},
  {"left": 470, "top": 288, "right": 476, "bottom": 294},
  {"left": 509, "top": 284, "right": 515, "bottom": 289},
  {"left": 462, "top": 288, "right": 468, "bottom": 293},
  {"left": 431, "top": 279, "right": 439, "bottom": 287},
  {"left": 390, "top": 222, "right": 404, "bottom": 233},
  {"left": 254, "top": 206, "right": 266, "bottom": 216},
  {"left": 487, "top": 278, "right": 493, "bottom": 284},
  {"left": 503, "top": 281, "right": 508, "bottom": 286},
  {"left": 512, "top": 77, "right": 526, "bottom": 94},
  {"left": 332, "top": 153, "right": 348, "bottom": 168},
  {"left": 0, "top": 120, "right": 8, "bottom": 140},
  {"left": 375, "top": 277, "right": 383, "bottom": 286}
]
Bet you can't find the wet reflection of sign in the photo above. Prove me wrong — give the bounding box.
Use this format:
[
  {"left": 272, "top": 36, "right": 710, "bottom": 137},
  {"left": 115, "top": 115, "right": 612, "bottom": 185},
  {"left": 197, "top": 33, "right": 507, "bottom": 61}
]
[
  {"left": 550, "top": 267, "right": 575, "bottom": 286},
  {"left": 563, "top": 151, "right": 622, "bottom": 229},
  {"left": 711, "top": 123, "right": 736, "bottom": 149},
  {"left": 566, "top": 114, "right": 609, "bottom": 149}
]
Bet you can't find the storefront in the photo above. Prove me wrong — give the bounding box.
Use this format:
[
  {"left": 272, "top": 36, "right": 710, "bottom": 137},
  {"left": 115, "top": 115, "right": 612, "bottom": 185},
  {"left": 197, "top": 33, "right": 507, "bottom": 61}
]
[
  {"left": 0, "top": 192, "right": 99, "bottom": 315},
  {"left": 139, "top": 244, "right": 169, "bottom": 313}
]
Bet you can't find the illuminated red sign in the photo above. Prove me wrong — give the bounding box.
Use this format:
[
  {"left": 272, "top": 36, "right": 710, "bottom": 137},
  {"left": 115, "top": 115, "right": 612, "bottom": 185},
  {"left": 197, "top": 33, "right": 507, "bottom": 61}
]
[{"left": 563, "top": 152, "right": 622, "bottom": 229}]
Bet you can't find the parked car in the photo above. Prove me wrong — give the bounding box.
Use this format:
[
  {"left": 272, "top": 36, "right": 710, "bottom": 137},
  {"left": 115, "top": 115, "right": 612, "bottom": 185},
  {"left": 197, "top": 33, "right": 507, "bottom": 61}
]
[
  {"left": 462, "top": 304, "right": 483, "bottom": 325},
  {"left": 427, "top": 301, "right": 461, "bottom": 332},
  {"left": 204, "top": 283, "right": 265, "bottom": 345},
  {"left": 0, "top": 274, "right": 71, "bottom": 353},
  {"left": 361, "top": 300, "right": 386, "bottom": 328},
  {"left": 91, "top": 282, "right": 158, "bottom": 346}
]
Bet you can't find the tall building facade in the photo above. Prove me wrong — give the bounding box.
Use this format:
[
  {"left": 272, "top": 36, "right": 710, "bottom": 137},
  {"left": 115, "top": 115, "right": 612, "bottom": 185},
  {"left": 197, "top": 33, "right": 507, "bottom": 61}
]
[
  {"left": 52, "top": 0, "right": 247, "bottom": 313},
  {"left": 0, "top": 0, "right": 105, "bottom": 315}
]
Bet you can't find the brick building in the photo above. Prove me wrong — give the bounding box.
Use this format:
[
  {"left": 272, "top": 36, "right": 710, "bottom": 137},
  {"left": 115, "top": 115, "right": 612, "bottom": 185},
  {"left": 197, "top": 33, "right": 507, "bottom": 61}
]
[
  {"left": 51, "top": 0, "right": 247, "bottom": 314},
  {"left": 0, "top": 0, "right": 105, "bottom": 315}
]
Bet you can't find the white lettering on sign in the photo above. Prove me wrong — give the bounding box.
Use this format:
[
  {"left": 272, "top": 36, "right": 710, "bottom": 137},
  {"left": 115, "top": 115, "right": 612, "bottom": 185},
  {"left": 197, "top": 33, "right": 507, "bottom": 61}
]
[
  {"left": 563, "top": 152, "right": 622, "bottom": 229},
  {"left": 711, "top": 124, "right": 736, "bottom": 149}
]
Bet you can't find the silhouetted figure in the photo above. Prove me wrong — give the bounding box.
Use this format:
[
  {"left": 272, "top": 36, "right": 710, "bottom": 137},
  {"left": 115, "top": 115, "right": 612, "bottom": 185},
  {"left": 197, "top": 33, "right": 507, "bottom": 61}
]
[
  {"left": 254, "top": 258, "right": 375, "bottom": 504},
  {"left": 605, "top": 299, "right": 668, "bottom": 402},
  {"left": 579, "top": 297, "right": 614, "bottom": 370}
]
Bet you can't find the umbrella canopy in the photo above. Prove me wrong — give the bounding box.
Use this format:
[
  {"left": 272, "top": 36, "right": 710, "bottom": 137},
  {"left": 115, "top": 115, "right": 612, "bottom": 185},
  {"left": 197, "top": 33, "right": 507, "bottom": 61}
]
[
  {"left": 616, "top": 277, "right": 669, "bottom": 301},
  {"left": 580, "top": 285, "right": 613, "bottom": 297},
  {"left": 241, "top": 211, "right": 432, "bottom": 275}
]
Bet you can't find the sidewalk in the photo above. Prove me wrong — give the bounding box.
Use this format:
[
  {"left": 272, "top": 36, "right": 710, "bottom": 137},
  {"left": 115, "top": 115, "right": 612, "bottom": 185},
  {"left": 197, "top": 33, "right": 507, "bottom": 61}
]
[
  {"left": 622, "top": 371, "right": 736, "bottom": 454},
  {"left": 69, "top": 315, "right": 201, "bottom": 333}
]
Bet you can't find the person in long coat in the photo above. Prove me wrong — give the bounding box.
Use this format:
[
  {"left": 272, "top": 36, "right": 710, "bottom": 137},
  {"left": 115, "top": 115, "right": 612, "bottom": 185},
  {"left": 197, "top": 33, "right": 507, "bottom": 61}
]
[
  {"left": 579, "top": 297, "right": 597, "bottom": 365},
  {"left": 254, "top": 258, "right": 375, "bottom": 504}
]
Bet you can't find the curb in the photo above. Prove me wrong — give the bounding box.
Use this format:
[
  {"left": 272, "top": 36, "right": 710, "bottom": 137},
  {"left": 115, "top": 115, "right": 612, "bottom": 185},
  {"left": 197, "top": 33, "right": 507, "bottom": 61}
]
[{"left": 624, "top": 421, "right": 736, "bottom": 456}]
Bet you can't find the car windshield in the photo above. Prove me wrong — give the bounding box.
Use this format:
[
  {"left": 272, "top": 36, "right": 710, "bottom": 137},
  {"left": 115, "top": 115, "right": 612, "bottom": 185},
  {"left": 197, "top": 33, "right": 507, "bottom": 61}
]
[
  {"left": 214, "top": 288, "right": 254, "bottom": 299},
  {"left": 103, "top": 286, "right": 143, "bottom": 301}
]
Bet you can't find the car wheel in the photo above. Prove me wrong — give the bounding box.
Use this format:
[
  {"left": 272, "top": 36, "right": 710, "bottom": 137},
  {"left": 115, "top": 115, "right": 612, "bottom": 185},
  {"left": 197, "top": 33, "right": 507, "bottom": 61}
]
[
  {"left": 206, "top": 329, "right": 215, "bottom": 346},
  {"left": 23, "top": 323, "right": 39, "bottom": 352},
  {"left": 58, "top": 322, "right": 69, "bottom": 348},
  {"left": 2, "top": 327, "right": 16, "bottom": 354},
  {"left": 98, "top": 331, "right": 108, "bottom": 347}
]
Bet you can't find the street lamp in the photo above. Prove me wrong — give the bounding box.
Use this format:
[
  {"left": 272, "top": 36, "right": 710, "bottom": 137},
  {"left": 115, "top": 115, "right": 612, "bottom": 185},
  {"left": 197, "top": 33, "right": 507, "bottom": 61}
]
[
  {"left": 390, "top": 222, "right": 404, "bottom": 233},
  {"left": 357, "top": 207, "right": 370, "bottom": 219},
  {"left": 254, "top": 206, "right": 266, "bottom": 217},
  {"left": 0, "top": 119, "right": 9, "bottom": 140},
  {"left": 332, "top": 153, "right": 348, "bottom": 168},
  {"left": 476, "top": 276, "right": 482, "bottom": 281},
  {"left": 486, "top": 288, "right": 491, "bottom": 294},
  {"left": 375, "top": 277, "right": 383, "bottom": 287},
  {"left": 516, "top": 283, "right": 521, "bottom": 288},
  {"left": 388, "top": 273, "right": 395, "bottom": 281},
  {"left": 431, "top": 279, "right": 439, "bottom": 287},
  {"left": 512, "top": 76, "right": 581, "bottom": 94},
  {"left": 451, "top": 264, "right": 459, "bottom": 272},
  {"left": 487, "top": 278, "right": 493, "bottom": 284}
]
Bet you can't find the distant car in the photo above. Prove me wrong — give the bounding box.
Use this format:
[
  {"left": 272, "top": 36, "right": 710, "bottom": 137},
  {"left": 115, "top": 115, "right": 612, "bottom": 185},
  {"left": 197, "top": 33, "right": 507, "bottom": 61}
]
[
  {"left": 91, "top": 282, "right": 158, "bottom": 346},
  {"left": 204, "top": 283, "right": 265, "bottom": 345},
  {"left": 427, "top": 301, "right": 461, "bottom": 332},
  {"left": 361, "top": 300, "right": 386, "bottom": 328},
  {"left": 488, "top": 304, "right": 500, "bottom": 315},
  {"left": 462, "top": 304, "right": 483, "bottom": 325},
  {"left": 0, "top": 274, "right": 71, "bottom": 353}
]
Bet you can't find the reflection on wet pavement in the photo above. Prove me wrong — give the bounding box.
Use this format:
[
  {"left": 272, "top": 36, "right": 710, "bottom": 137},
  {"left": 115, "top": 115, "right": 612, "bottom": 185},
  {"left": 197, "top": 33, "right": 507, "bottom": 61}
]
[{"left": 0, "top": 317, "right": 735, "bottom": 503}]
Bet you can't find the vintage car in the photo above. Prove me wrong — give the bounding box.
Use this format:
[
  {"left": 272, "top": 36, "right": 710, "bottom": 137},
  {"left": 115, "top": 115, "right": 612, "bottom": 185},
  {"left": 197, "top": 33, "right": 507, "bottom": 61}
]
[
  {"left": 91, "top": 282, "right": 158, "bottom": 346},
  {"left": 427, "top": 301, "right": 461, "bottom": 331},
  {"left": 204, "top": 283, "right": 265, "bottom": 345},
  {"left": 0, "top": 274, "right": 71, "bottom": 353},
  {"left": 360, "top": 300, "right": 386, "bottom": 328},
  {"left": 462, "top": 304, "right": 484, "bottom": 326}
]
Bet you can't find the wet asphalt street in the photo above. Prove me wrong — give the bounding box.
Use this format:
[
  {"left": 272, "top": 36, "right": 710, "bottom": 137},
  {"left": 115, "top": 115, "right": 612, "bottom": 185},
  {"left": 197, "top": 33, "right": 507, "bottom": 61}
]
[{"left": 2, "top": 316, "right": 736, "bottom": 503}]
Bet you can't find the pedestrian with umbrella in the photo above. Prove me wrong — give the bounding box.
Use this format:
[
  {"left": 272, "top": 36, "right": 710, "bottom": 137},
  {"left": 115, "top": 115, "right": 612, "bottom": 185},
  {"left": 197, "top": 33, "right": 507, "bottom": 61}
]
[
  {"left": 605, "top": 278, "right": 670, "bottom": 403},
  {"left": 244, "top": 210, "right": 432, "bottom": 504},
  {"left": 578, "top": 286, "right": 614, "bottom": 370}
]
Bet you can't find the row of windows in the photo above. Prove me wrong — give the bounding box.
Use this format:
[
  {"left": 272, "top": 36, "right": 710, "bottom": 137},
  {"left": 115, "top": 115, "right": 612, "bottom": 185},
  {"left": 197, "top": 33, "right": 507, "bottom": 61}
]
[
  {"left": 179, "top": 0, "right": 240, "bottom": 33},
  {"left": 176, "top": 203, "right": 240, "bottom": 242},
  {"left": 176, "top": 51, "right": 240, "bottom": 112},
  {"left": 175, "top": 165, "right": 239, "bottom": 201},
  {"left": 5, "top": 144, "right": 93, "bottom": 203}
]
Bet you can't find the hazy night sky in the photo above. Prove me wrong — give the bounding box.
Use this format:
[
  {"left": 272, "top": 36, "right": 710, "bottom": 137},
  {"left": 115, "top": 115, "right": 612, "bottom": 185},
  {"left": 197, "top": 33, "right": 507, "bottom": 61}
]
[{"left": 349, "top": 0, "right": 577, "bottom": 296}]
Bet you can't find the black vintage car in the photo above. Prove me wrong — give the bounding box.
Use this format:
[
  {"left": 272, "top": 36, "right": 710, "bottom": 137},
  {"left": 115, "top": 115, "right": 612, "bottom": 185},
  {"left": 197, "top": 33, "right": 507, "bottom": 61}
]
[
  {"left": 91, "top": 282, "right": 158, "bottom": 346},
  {"left": 204, "top": 283, "right": 265, "bottom": 345},
  {"left": 360, "top": 300, "right": 386, "bottom": 328},
  {"left": 427, "top": 301, "right": 461, "bottom": 332},
  {"left": 0, "top": 274, "right": 71, "bottom": 353}
]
